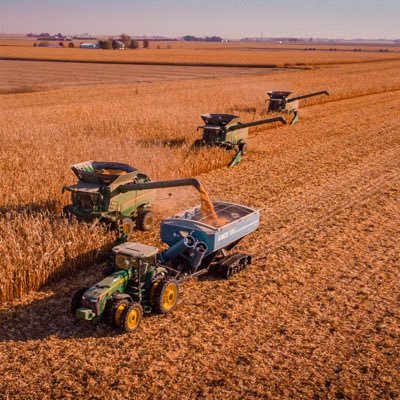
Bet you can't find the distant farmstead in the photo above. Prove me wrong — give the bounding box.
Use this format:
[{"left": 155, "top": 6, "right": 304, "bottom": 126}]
[
  {"left": 79, "top": 42, "right": 101, "bottom": 49},
  {"left": 113, "top": 40, "right": 125, "bottom": 50}
]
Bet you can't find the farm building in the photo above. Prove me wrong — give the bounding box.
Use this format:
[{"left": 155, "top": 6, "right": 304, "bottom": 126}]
[{"left": 79, "top": 42, "right": 101, "bottom": 49}]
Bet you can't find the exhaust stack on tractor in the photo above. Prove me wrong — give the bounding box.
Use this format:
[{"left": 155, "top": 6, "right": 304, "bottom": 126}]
[
  {"left": 267, "top": 90, "right": 329, "bottom": 124},
  {"left": 193, "top": 113, "right": 286, "bottom": 166}
]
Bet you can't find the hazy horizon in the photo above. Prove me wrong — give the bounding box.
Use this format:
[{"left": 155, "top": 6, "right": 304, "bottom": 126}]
[{"left": 1, "top": 0, "right": 399, "bottom": 40}]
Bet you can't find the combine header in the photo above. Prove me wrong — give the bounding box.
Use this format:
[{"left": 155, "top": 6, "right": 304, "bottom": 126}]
[
  {"left": 193, "top": 113, "right": 286, "bottom": 166},
  {"left": 71, "top": 179, "right": 260, "bottom": 332},
  {"left": 267, "top": 90, "right": 329, "bottom": 124}
]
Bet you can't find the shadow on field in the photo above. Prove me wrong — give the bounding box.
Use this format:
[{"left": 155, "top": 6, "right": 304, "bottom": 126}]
[
  {"left": 0, "top": 200, "right": 59, "bottom": 216},
  {"left": 0, "top": 247, "right": 121, "bottom": 342},
  {"left": 138, "top": 137, "right": 187, "bottom": 148}
]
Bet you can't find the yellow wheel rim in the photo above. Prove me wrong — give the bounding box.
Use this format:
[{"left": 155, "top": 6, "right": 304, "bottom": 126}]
[
  {"left": 162, "top": 283, "right": 177, "bottom": 310},
  {"left": 126, "top": 308, "right": 140, "bottom": 330},
  {"left": 114, "top": 303, "right": 127, "bottom": 325}
]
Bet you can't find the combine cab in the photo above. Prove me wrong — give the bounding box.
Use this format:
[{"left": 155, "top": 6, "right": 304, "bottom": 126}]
[
  {"left": 267, "top": 90, "right": 329, "bottom": 124},
  {"left": 193, "top": 113, "right": 286, "bottom": 166},
  {"left": 62, "top": 161, "right": 156, "bottom": 238}
]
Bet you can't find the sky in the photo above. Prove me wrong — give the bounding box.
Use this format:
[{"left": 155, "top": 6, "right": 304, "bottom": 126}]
[{"left": 1, "top": 0, "right": 399, "bottom": 39}]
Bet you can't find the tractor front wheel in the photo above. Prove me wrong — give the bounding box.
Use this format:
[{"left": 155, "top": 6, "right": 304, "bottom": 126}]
[
  {"left": 136, "top": 211, "right": 154, "bottom": 231},
  {"left": 152, "top": 278, "right": 179, "bottom": 314},
  {"left": 122, "top": 303, "right": 143, "bottom": 332},
  {"left": 70, "top": 287, "right": 88, "bottom": 314},
  {"left": 105, "top": 298, "right": 130, "bottom": 328}
]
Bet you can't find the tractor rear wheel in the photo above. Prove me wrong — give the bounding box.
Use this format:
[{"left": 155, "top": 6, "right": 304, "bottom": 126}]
[
  {"left": 105, "top": 298, "right": 130, "bottom": 328},
  {"left": 136, "top": 211, "right": 154, "bottom": 231},
  {"left": 152, "top": 278, "right": 179, "bottom": 314},
  {"left": 70, "top": 287, "right": 88, "bottom": 314},
  {"left": 122, "top": 303, "right": 143, "bottom": 332}
]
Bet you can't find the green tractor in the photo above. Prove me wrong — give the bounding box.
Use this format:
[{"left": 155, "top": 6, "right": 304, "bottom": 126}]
[
  {"left": 62, "top": 161, "right": 157, "bottom": 238},
  {"left": 71, "top": 242, "right": 175, "bottom": 332},
  {"left": 193, "top": 114, "right": 286, "bottom": 166}
]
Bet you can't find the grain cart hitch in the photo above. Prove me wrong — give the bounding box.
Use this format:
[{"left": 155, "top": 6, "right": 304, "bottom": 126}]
[
  {"left": 71, "top": 195, "right": 260, "bottom": 333},
  {"left": 193, "top": 114, "right": 286, "bottom": 166},
  {"left": 267, "top": 90, "right": 329, "bottom": 124}
]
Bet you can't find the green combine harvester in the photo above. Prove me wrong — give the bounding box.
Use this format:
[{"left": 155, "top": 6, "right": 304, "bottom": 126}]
[
  {"left": 266, "top": 90, "right": 329, "bottom": 124},
  {"left": 193, "top": 114, "right": 286, "bottom": 166},
  {"left": 62, "top": 161, "right": 157, "bottom": 238}
]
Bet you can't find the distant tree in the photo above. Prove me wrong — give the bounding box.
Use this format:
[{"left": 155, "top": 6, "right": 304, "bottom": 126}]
[
  {"left": 205, "top": 36, "right": 222, "bottom": 42},
  {"left": 33, "top": 42, "right": 37, "bottom": 47},
  {"left": 99, "top": 40, "right": 113, "bottom": 50},
  {"left": 58, "top": 42, "right": 64, "bottom": 47},
  {"left": 183, "top": 35, "right": 200, "bottom": 42},
  {"left": 143, "top": 39, "right": 150, "bottom": 48},
  {"left": 68, "top": 42, "right": 75, "bottom": 48},
  {"left": 120, "top": 33, "right": 131, "bottom": 48},
  {"left": 129, "top": 40, "right": 139, "bottom": 49}
]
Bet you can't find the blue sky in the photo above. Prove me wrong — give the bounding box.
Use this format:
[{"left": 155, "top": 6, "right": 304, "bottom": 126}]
[{"left": 1, "top": 0, "right": 399, "bottom": 39}]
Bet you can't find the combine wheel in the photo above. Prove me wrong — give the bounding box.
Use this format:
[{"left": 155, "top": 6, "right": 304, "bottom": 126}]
[
  {"left": 239, "top": 142, "right": 248, "bottom": 155},
  {"left": 70, "top": 287, "right": 89, "bottom": 314},
  {"left": 136, "top": 211, "right": 154, "bottom": 231},
  {"left": 105, "top": 298, "right": 130, "bottom": 327},
  {"left": 122, "top": 303, "right": 143, "bottom": 332},
  {"left": 152, "top": 278, "right": 180, "bottom": 314}
]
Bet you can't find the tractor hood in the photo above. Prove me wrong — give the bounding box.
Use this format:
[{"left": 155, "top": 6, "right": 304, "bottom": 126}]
[{"left": 80, "top": 270, "right": 129, "bottom": 317}]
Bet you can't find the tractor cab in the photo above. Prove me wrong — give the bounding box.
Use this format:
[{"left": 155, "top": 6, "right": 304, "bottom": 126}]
[{"left": 112, "top": 242, "right": 159, "bottom": 278}]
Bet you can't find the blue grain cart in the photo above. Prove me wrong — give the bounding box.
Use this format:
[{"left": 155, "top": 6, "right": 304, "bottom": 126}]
[{"left": 160, "top": 201, "right": 260, "bottom": 278}]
